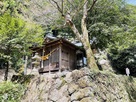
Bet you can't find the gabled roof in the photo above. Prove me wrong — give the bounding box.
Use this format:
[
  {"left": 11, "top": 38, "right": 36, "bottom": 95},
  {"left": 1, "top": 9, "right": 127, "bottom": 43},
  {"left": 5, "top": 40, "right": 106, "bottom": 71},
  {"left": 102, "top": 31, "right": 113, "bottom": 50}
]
[
  {"left": 44, "top": 37, "right": 79, "bottom": 50},
  {"left": 30, "top": 36, "right": 84, "bottom": 51}
]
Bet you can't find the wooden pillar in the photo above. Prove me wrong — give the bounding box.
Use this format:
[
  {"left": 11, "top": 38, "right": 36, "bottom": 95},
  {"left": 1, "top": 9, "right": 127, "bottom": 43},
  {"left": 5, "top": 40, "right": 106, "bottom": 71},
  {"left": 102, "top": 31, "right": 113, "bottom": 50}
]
[
  {"left": 30, "top": 58, "right": 32, "bottom": 70},
  {"left": 82, "top": 53, "right": 84, "bottom": 67},
  {"left": 59, "top": 44, "right": 62, "bottom": 72},
  {"left": 41, "top": 48, "right": 44, "bottom": 68},
  {"left": 49, "top": 47, "right": 51, "bottom": 74},
  {"left": 68, "top": 53, "right": 70, "bottom": 71}
]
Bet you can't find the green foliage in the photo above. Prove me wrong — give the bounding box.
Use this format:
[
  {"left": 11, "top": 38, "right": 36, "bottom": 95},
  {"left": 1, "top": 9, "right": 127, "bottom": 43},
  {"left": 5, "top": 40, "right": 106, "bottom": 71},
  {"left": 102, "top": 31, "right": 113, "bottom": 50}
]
[
  {"left": 0, "top": 12, "right": 43, "bottom": 71},
  {"left": 87, "top": 0, "right": 131, "bottom": 50},
  {"left": 0, "top": 0, "right": 17, "bottom": 15},
  {"left": 125, "top": 77, "right": 136, "bottom": 102},
  {"left": 107, "top": 5, "right": 136, "bottom": 75},
  {"left": 108, "top": 25, "right": 136, "bottom": 51},
  {"left": 109, "top": 46, "right": 136, "bottom": 76},
  {"left": 89, "top": 23, "right": 112, "bottom": 49},
  {"left": 0, "top": 81, "right": 25, "bottom": 102},
  {"left": 87, "top": 0, "right": 125, "bottom": 23},
  {"left": 45, "top": 0, "right": 132, "bottom": 50},
  {"left": 11, "top": 75, "right": 34, "bottom": 84},
  {"left": 126, "top": 5, "right": 136, "bottom": 26},
  {"left": 0, "top": 13, "right": 25, "bottom": 63}
]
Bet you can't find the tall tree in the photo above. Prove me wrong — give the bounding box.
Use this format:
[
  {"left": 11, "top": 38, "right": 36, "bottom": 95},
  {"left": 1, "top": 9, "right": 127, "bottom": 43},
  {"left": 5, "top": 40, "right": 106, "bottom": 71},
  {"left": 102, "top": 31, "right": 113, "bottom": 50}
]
[
  {"left": 47, "top": 0, "right": 129, "bottom": 70},
  {"left": 0, "top": 0, "right": 44, "bottom": 80},
  {"left": 45, "top": 0, "right": 99, "bottom": 69},
  {"left": 15, "top": 0, "right": 129, "bottom": 70},
  {"left": 0, "top": 13, "right": 43, "bottom": 80}
]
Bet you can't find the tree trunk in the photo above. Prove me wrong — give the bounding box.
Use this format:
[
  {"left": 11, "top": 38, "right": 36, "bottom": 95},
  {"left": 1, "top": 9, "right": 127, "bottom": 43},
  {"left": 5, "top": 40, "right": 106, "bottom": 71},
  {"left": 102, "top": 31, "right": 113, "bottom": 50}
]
[
  {"left": 82, "top": 40, "right": 98, "bottom": 69},
  {"left": 24, "top": 55, "right": 28, "bottom": 75},
  {"left": 66, "top": 13, "right": 98, "bottom": 70},
  {"left": 4, "top": 44, "right": 10, "bottom": 81},
  {"left": 68, "top": 20, "right": 98, "bottom": 69},
  {"left": 4, "top": 61, "right": 9, "bottom": 81},
  {"left": 81, "top": 0, "right": 98, "bottom": 70}
]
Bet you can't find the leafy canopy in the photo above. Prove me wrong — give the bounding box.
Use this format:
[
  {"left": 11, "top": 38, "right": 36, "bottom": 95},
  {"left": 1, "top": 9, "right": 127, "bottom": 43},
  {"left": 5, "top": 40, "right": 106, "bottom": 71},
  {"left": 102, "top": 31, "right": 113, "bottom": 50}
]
[{"left": 0, "top": 12, "right": 43, "bottom": 70}]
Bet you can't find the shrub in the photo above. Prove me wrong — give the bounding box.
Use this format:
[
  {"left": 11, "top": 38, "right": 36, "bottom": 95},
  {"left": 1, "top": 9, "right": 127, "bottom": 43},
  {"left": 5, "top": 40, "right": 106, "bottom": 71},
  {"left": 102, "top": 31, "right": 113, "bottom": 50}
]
[
  {"left": 110, "top": 46, "right": 136, "bottom": 76},
  {"left": 0, "top": 81, "right": 25, "bottom": 102}
]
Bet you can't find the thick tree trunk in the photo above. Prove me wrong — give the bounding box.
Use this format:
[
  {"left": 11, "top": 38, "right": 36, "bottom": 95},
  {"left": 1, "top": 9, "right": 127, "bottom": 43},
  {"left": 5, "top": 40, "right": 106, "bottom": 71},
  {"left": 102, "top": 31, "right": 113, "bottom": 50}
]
[
  {"left": 68, "top": 20, "right": 98, "bottom": 69},
  {"left": 66, "top": 14, "right": 98, "bottom": 70},
  {"left": 82, "top": 40, "right": 98, "bottom": 69},
  {"left": 81, "top": 0, "right": 98, "bottom": 70}
]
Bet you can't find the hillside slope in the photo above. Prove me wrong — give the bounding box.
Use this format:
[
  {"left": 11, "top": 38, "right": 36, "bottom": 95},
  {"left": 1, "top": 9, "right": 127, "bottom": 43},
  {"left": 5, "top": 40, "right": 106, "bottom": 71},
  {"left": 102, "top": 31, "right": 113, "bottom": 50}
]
[{"left": 21, "top": 67, "right": 136, "bottom": 102}]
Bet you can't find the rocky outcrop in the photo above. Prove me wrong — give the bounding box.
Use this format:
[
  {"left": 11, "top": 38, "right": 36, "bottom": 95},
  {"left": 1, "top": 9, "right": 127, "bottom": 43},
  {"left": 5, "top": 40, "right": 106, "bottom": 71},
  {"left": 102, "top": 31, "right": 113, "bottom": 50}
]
[{"left": 22, "top": 67, "right": 136, "bottom": 102}]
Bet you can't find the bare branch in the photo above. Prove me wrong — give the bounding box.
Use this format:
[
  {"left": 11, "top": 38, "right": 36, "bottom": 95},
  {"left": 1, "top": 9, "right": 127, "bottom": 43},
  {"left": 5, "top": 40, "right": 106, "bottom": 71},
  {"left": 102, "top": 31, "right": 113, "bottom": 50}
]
[
  {"left": 49, "top": 0, "right": 63, "bottom": 14},
  {"left": 87, "top": 0, "right": 97, "bottom": 12},
  {"left": 48, "top": 0, "right": 59, "bottom": 10},
  {"left": 67, "top": 20, "right": 82, "bottom": 41},
  {"left": 78, "top": 0, "right": 88, "bottom": 12},
  {"left": 70, "top": 0, "right": 87, "bottom": 19},
  {"left": 66, "top": 0, "right": 75, "bottom": 9},
  {"left": 62, "top": 0, "right": 63, "bottom": 14},
  {"left": 33, "top": 1, "right": 44, "bottom": 10}
]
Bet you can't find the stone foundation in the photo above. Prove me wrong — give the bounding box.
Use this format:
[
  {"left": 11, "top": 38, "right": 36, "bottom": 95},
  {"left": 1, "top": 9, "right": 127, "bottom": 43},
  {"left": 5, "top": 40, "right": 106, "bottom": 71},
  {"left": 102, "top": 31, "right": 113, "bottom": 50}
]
[{"left": 22, "top": 67, "right": 136, "bottom": 102}]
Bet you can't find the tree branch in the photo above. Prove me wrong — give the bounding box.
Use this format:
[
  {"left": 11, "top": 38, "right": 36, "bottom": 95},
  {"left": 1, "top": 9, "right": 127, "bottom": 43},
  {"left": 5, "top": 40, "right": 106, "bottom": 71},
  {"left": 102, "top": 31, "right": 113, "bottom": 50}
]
[
  {"left": 66, "top": 0, "right": 76, "bottom": 10},
  {"left": 67, "top": 20, "right": 82, "bottom": 41},
  {"left": 49, "top": 0, "right": 63, "bottom": 14},
  {"left": 87, "top": 0, "right": 97, "bottom": 12},
  {"left": 81, "top": 0, "right": 88, "bottom": 37},
  {"left": 62, "top": 0, "right": 63, "bottom": 15},
  {"left": 49, "top": 0, "right": 82, "bottom": 41}
]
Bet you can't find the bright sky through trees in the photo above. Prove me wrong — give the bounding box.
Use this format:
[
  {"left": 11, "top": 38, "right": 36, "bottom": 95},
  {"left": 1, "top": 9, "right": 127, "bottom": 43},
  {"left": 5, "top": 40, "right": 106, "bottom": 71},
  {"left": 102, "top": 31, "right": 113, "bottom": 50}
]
[{"left": 126, "top": 0, "right": 136, "bottom": 5}]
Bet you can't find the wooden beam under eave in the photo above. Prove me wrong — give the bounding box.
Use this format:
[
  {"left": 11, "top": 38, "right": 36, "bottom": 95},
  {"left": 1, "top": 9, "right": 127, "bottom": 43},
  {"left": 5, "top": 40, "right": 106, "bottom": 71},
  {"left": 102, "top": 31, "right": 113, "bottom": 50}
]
[
  {"left": 45, "top": 42, "right": 61, "bottom": 48},
  {"left": 62, "top": 43, "right": 77, "bottom": 50}
]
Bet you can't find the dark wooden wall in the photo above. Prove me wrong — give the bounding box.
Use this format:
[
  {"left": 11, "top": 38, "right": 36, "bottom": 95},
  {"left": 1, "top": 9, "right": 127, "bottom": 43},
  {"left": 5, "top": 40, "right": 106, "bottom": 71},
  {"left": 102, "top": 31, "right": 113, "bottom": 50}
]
[
  {"left": 61, "top": 45, "right": 76, "bottom": 71},
  {"left": 43, "top": 45, "right": 59, "bottom": 71},
  {"left": 32, "top": 41, "right": 78, "bottom": 72},
  {"left": 41, "top": 44, "right": 76, "bottom": 72}
]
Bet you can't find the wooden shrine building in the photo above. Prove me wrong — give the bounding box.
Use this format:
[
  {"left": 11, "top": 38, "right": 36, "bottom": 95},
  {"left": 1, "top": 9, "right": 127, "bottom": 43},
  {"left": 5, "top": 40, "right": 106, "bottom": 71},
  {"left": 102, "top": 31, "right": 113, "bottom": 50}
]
[{"left": 30, "top": 36, "right": 86, "bottom": 73}]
